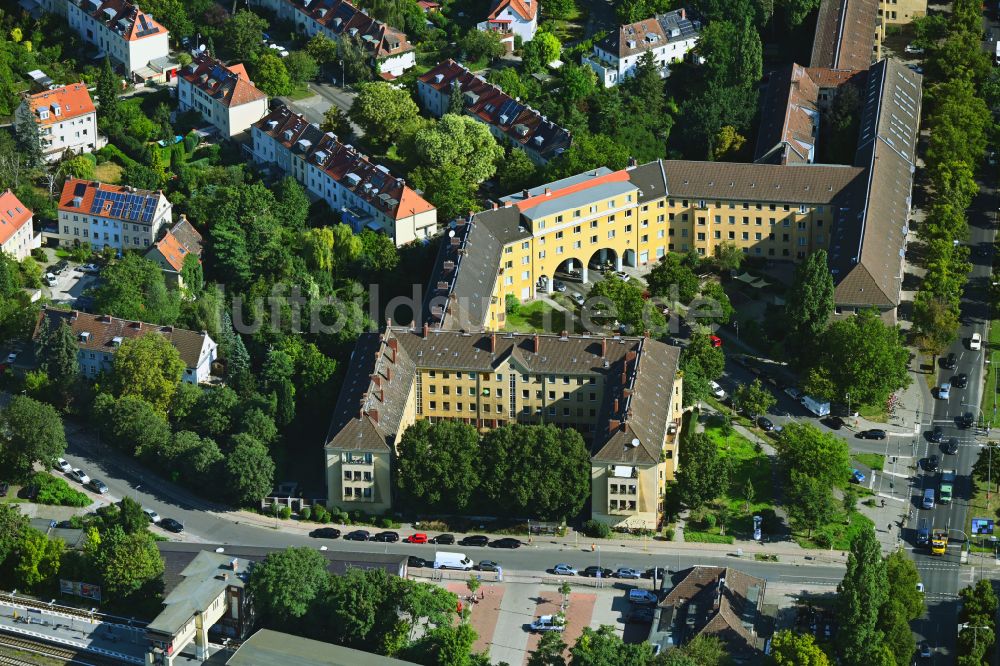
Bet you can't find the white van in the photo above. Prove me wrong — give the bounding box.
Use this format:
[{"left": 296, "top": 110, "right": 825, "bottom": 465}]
[
  {"left": 530, "top": 615, "right": 566, "bottom": 632},
  {"left": 922, "top": 488, "right": 935, "bottom": 510},
  {"left": 433, "top": 551, "right": 473, "bottom": 571}
]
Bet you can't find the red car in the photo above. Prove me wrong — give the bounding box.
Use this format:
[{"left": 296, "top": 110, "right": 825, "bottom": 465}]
[
  {"left": 404, "top": 533, "right": 428, "bottom": 544},
  {"left": 710, "top": 335, "right": 723, "bottom": 348}
]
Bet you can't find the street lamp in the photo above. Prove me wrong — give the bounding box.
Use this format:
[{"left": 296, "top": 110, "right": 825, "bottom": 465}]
[
  {"left": 959, "top": 623, "right": 991, "bottom": 650},
  {"left": 339, "top": 59, "right": 345, "bottom": 87}
]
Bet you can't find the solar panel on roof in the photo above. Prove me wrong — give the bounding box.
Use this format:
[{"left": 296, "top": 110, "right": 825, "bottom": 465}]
[{"left": 73, "top": 182, "right": 86, "bottom": 197}]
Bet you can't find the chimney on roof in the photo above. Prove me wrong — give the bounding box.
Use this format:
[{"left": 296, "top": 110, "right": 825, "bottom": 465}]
[
  {"left": 680, "top": 7, "right": 686, "bottom": 19},
  {"left": 386, "top": 365, "right": 393, "bottom": 382},
  {"left": 621, "top": 372, "right": 627, "bottom": 384},
  {"left": 358, "top": 407, "right": 364, "bottom": 421},
  {"left": 423, "top": 322, "right": 430, "bottom": 338},
  {"left": 522, "top": 188, "right": 529, "bottom": 199},
  {"left": 623, "top": 387, "right": 632, "bottom": 399},
  {"left": 627, "top": 157, "right": 637, "bottom": 168},
  {"left": 492, "top": 202, "right": 498, "bottom": 210},
  {"left": 231, "top": 558, "right": 239, "bottom": 572},
  {"left": 490, "top": 332, "right": 496, "bottom": 353},
  {"left": 544, "top": 187, "right": 551, "bottom": 196},
  {"left": 601, "top": 337, "right": 607, "bottom": 358},
  {"left": 369, "top": 409, "right": 379, "bottom": 424},
  {"left": 533, "top": 333, "right": 539, "bottom": 354},
  {"left": 372, "top": 375, "right": 381, "bottom": 388},
  {"left": 504, "top": 200, "right": 512, "bottom": 208},
  {"left": 387, "top": 338, "right": 398, "bottom": 362},
  {"left": 609, "top": 418, "right": 621, "bottom": 432},
  {"left": 377, "top": 389, "right": 384, "bottom": 402},
  {"left": 626, "top": 350, "right": 637, "bottom": 363},
  {"left": 614, "top": 398, "right": 619, "bottom": 413}
]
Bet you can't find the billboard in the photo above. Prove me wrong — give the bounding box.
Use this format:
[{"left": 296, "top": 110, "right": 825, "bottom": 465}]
[
  {"left": 972, "top": 518, "right": 995, "bottom": 535},
  {"left": 59, "top": 579, "right": 101, "bottom": 601}
]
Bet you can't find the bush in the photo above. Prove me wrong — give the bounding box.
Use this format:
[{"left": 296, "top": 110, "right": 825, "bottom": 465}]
[
  {"left": 279, "top": 506, "right": 292, "bottom": 520},
  {"left": 312, "top": 505, "right": 327, "bottom": 522},
  {"left": 30, "top": 473, "right": 90, "bottom": 507},
  {"left": 684, "top": 531, "right": 735, "bottom": 544},
  {"left": 299, "top": 506, "right": 312, "bottom": 521},
  {"left": 581, "top": 519, "right": 611, "bottom": 539},
  {"left": 505, "top": 294, "right": 521, "bottom": 315},
  {"left": 664, "top": 527, "right": 676, "bottom": 541},
  {"left": 30, "top": 248, "right": 47, "bottom": 262}
]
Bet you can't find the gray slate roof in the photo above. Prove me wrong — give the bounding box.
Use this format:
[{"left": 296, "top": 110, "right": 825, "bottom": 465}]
[{"left": 228, "top": 629, "right": 417, "bottom": 665}]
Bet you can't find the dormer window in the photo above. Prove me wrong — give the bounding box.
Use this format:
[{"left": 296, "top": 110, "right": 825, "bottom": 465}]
[
  {"left": 111, "top": 336, "right": 123, "bottom": 347},
  {"left": 53, "top": 106, "right": 61, "bottom": 117},
  {"left": 38, "top": 109, "right": 49, "bottom": 120},
  {"left": 79, "top": 332, "right": 91, "bottom": 342}
]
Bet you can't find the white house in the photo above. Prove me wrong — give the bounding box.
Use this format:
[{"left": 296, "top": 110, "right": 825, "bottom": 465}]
[
  {"left": 248, "top": 0, "right": 415, "bottom": 78},
  {"left": 477, "top": 0, "right": 538, "bottom": 48},
  {"left": 34, "top": 307, "right": 218, "bottom": 384},
  {"left": 64, "top": 0, "right": 170, "bottom": 78},
  {"left": 0, "top": 190, "right": 35, "bottom": 261},
  {"left": 57, "top": 179, "right": 172, "bottom": 252},
  {"left": 177, "top": 54, "right": 268, "bottom": 137},
  {"left": 16, "top": 83, "right": 99, "bottom": 163},
  {"left": 252, "top": 106, "right": 437, "bottom": 246},
  {"left": 583, "top": 9, "right": 701, "bottom": 87}
]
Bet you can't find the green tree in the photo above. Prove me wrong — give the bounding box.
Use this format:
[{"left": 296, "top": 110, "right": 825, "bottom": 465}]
[
  {"left": 732, "top": 378, "right": 775, "bottom": 422},
  {"left": 912, "top": 292, "right": 959, "bottom": 361},
  {"left": 14, "top": 99, "right": 43, "bottom": 169},
  {"left": 647, "top": 253, "right": 700, "bottom": 304},
  {"left": 92, "top": 253, "right": 179, "bottom": 325},
  {"left": 414, "top": 114, "right": 504, "bottom": 185},
  {"left": 679, "top": 334, "right": 725, "bottom": 405},
  {"left": 498, "top": 148, "right": 538, "bottom": 192},
  {"left": 284, "top": 51, "right": 319, "bottom": 85},
  {"left": 111, "top": 333, "right": 185, "bottom": 414},
  {"left": 59, "top": 155, "right": 96, "bottom": 181},
  {"left": 37, "top": 319, "right": 78, "bottom": 384},
  {"left": 545, "top": 132, "right": 630, "bottom": 180},
  {"left": 359, "top": 229, "right": 401, "bottom": 273},
  {"left": 676, "top": 431, "right": 730, "bottom": 510},
  {"left": 569, "top": 625, "right": 656, "bottom": 665},
  {"left": 395, "top": 420, "right": 480, "bottom": 512},
  {"left": 836, "top": 524, "right": 888, "bottom": 664},
  {"left": 162, "top": 431, "right": 222, "bottom": 485},
  {"left": 712, "top": 242, "right": 743, "bottom": 272},
  {"left": 94, "top": 525, "right": 164, "bottom": 600},
  {"left": 589, "top": 273, "right": 665, "bottom": 335},
  {"left": 96, "top": 393, "right": 172, "bottom": 458},
  {"left": 249, "top": 547, "right": 330, "bottom": 625},
  {"left": 0, "top": 396, "right": 66, "bottom": 482},
  {"left": 306, "top": 33, "right": 339, "bottom": 66},
  {"left": 179, "top": 252, "right": 204, "bottom": 295},
  {"left": 786, "top": 471, "right": 834, "bottom": 536},
  {"left": 226, "top": 434, "right": 276, "bottom": 505},
  {"left": 337, "top": 33, "right": 371, "bottom": 84},
  {"left": 522, "top": 31, "right": 561, "bottom": 72},
  {"left": 693, "top": 282, "right": 734, "bottom": 326},
  {"left": 321, "top": 106, "right": 352, "bottom": 137},
  {"left": 786, "top": 249, "right": 834, "bottom": 363},
  {"left": 773, "top": 421, "right": 850, "bottom": 487},
  {"left": 815, "top": 309, "right": 910, "bottom": 407},
  {"left": 768, "top": 629, "right": 830, "bottom": 665},
  {"left": 350, "top": 82, "right": 420, "bottom": 145},
  {"left": 459, "top": 29, "right": 505, "bottom": 64},
  {"left": 528, "top": 630, "right": 568, "bottom": 666},
  {"left": 254, "top": 52, "right": 293, "bottom": 97},
  {"left": 116, "top": 496, "right": 148, "bottom": 535},
  {"left": 226, "top": 9, "right": 268, "bottom": 62},
  {"left": 0, "top": 503, "right": 28, "bottom": 567},
  {"left": 14, "top": 527, "right": 64, "bottom": 590},
  {"left": 96, "top": 57, "right": 121, "bottom": 128},
  {"left": 410, "top": 163, "right": 478, "bottom": 222}
]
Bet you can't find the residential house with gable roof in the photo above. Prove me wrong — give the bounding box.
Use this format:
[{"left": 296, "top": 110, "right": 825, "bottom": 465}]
[
  {"left": 477, "top": 0, "right": 538, "bottom": 50},
  {"left": 583, "top": 9, "right": 701, "bottom": 87},
  {"left": 417, "top": 60, "right": 572, "bottom": 165},
  {"left": 249, "top": 0, "right": 415, "bottom": 78},
  {"left": 251, "top": 106, "right": 437, "bottom": 246},
  {"left": 177, "top": 54, "right": 268, "bottom": 138},
  {"left": 16, "top": 83, "right": 99, "bottom": 162},
  {"left": 57, "top": 179, "right": 172, "bottom": 252},
  {"left": 0, "top": 190, "right": 36, "bottom": 261},
  {"left": 64, "top": 0, "right": 170, "bottom": 77},
  {"left": 146, "top": 216, "right": 203, "bottom": 288},
  {"left": 33, "top": 307, "right": 217, "bottom": 384}
]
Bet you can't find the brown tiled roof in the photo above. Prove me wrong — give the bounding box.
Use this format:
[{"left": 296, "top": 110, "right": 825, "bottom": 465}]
[
  {"left": 75, "top": 0, "right": 167, "bottom": 42},
  {"left": 754, "top": 64, "right": 820, "bottom": 165},
  {"left": 276, "top": 0, "right": 412, "bottom": 59},
  {"left": 325, "top": 327, "right": 681, "bottom": 466},
  {"left": 148, "top": 219, "right": 201, "bottom": 273},
  {"left": 32, "top": 307, "right": 211, "bottom": 370},
  {"left": 0, "top": 190, "right": 32, "bottom": 245},
  {"left": 660, "top": 566, "right": 766, "bottom": 656},
  {"left": 419, "top": 60, "right": 572, "bottom": 161},
  {"left": 661, "top": 160, "right": 865, "bottom": 204},
  {"left": 810, "top": 0, "right": 879, "bottom": 71},
  {"left": 804, "top": 66, "right": 867, "bottom": 89},
  {"left": 178, "top": 54, "right": 266, "bottom": 109},
  {"left": 254, "top": 107, "right": 434, "bottom": 223},
  {"left": 25, "top": 83, "right": 95, "bottom": 126}
]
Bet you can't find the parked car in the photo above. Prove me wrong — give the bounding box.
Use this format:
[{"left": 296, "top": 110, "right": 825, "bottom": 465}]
[
  {"left": 857, "top": 429, "right": 887, "bottom": 440},
  {"left": 918, "top": 641, "right": 932, "bottom": 659},
  {"left": 553, "top": 564, "right": 577, "bottom": 576},
  {"left": 160, "top": 518, "right": 184, "bottom": 533},
  {"left": 571, "top": 292, "right": 585, "bottom": 306},
  {"left": 408, "top": 556, "right": 428, "bottom": 568},
  {"left": 68, "top": 468, "right": 90, "bottom": 484},
  {"left": 904, "top": 44, "right": 925, "bottom": 54},
  {"left": 643, "top": 567, "right": 667, "bottom": 580},
  {"left": 945, "top": 438, "right": 959, "bottom": 455},
  {"left": 971, "top": 333, "right": 983, "bottom": 350},
  {"left": 628, "top": 589, "right": 658, "bottom": 605},
  {"left": 850, "top": 469, "right": 865, "bottom": 484},
  {"left": 821, "top": 415, "right": 844, "bottom": 430},
  {"left": 938, "top": 382, "right": 951, "bottom": 400},
  {"left": 924, "top": 455, "right": 939, "bottom": 472},
  {"left": 310, "top": 527, "right": 341, "bottom": 539},
  {"left": 144, "top": 509, "right": 161, "bottom": 524},
  {"left": 5, "top": 352, "right": 16, "bottom": 364},
  {"left": 460, "top": 535, "right": 490, "bottom": 547},
  {"left": 55, "top": 457, "right": 73, "bottom": 473},
  {"left": 928, "top": 426, "right": 944, "bottom": 443},
  {"left": 19, "top": 484, "right": 38, "bottom": 501},
  {"left": 553, "top": 280, "right": 567, "bottom": 292},
  {"left": 953, "top": 373, "right": 969, "bottom": 388},
  {"left": 88, "top": 479, "right": 109, "bottom": 494},
  {"left": 530, "top": 615, "right": 566, "bottom": 632},
  {"left": 710, "top": 381, "right": 727, "bottom": 401},
  {"left": 614, "top": 567, "right": 641, "bottom": 579},
  {"left": 907, "top": 64, "right": 924, "bottom": 74},
  {"left": 490, "top": 537, "right": 522, "bottom": 549},
  {"left": 373, "top": 531, "right": 399, "bottom": 542},
  {"left": 81, "top": 263, "right": 100, "bottom": 274},
  {"left": 942, "top": 353, "right": 958, "bottom": 369},
  {"left": 615, "top": 271, "right": 631, "bottom": 282},
  {"left": 404, "top": 533, "right": 428, "bottom": 544},
  {"left": 343, "top": 530, "right": 371, "bottom": 541},
  {"left": 626, "top": 607, "right": 655, "bottom": 623},
  {"left": 583, "top": 566, "right": 613, "bottom": 578},
  {"left": 430, "top": 533, "right": 455, "bottom": 545},
  {"left": 477, "top": 560, "right": 500, "bottom": 572},
  {"left": 757, "top": 416, "right": 775, "bottom": 432}
]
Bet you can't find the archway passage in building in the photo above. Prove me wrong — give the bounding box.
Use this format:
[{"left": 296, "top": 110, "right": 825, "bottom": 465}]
[
  {"left": 588, "top": 247, "right": 621, "bottom": 276},
  {"left": 549, "top": 256, "right": 589, "bottom": 291}
]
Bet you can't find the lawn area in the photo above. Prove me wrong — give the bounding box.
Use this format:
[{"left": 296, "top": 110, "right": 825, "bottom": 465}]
[
  {"left": 504, "top": 300, "right": 578, "bottom": 334},
  {"left": 93, "top": 161, "right": 123, "bottom": 184},
  {"left": 703, "top": 420, "right": 775, "bottom": 529},
  {"left": 852, "top": 453, "right": 885, "bottom": 471},
  {"left": 287, "top": 82, "right": 313, "bottom": 101},
  {"left": 795, "top": 511, "right": 874, "bottom": 551},
  {"left": 981, "top": 316, "right": 1000, "bottom": 427},
  {"left": 858, "top": 403, "right": 888, "bottom": 423},
  {"left": 966, "top": 476, "right": 1000, "bottom": 553}
]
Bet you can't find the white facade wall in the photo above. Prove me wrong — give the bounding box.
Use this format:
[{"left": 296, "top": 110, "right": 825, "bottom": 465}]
[
  {"left": 57, "top": 196, "right": 171, "bottom": 252},
  {"left": 76, "top": 336, "right": 215, "bottom": 384},
  {"left": 583, "top": 35, "right": 698, "bottom": 87},
  {"left": 63, "top": 0, "right": 168, "bottom": 74},
  {"left": 0, "top": 215, "right": 34, "bottom": 261},
  {"left": 478, "top": 4, "right": 537, "bottom": 42},
  {"left": 177, "top": 79, "right": 268, "bottom": 137},
  {"left": 17, "top": 103, "right": 98, "bottom": 162}
]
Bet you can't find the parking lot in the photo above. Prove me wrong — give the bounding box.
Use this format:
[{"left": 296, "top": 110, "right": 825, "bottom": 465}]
[{"left": 40, "top": 259, "right": 99, "bottom": 309}]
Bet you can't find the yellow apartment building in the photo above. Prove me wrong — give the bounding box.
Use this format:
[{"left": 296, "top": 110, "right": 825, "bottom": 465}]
[
  {"left": 323, "top": 326, "right": 683, "bottom": 529},
  {"left": 880, "top": 0, "right": 926, "bottom": 23}
]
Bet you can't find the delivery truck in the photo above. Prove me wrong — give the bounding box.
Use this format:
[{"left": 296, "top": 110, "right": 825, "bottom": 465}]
[
  {"left": 939, "top": 469, "right": 955, "bottom": 504},
  {"left": 434, "top": 551, "right": 474, "bottom": 571},
  {"left": 800, "top": 395, "right": 831, "bottom": 417}
]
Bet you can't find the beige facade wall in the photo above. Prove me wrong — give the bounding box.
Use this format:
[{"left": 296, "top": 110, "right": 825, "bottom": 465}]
[
  {"left": 395, "top": 208, "right": 439, "bottom": 246},
  {"left": 881, "top": 0, "right": 926, "bottom": 23},
  {"left": 590, "top": 462, "right": 662, "bottom": 530},
  {"left": 325, "top": 448, "right": 393, "bottom": 514}
]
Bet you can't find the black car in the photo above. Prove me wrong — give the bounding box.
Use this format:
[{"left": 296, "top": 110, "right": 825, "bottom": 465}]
[
  {"left": 310, "top": 527, "right": 341, "bottom": 539},
  {"left": 582, "top": 566, "right": 613, "bottom": 578},
  {"left": 643, "top": 567, "right": 668, "bottom": 580},
  {"left": 477, "top": 560, "right": 500, "bottom": 572},
  {"left": 821, "top": 415, "right": 844, "bottom": 430},
  {"left": 431, "top": 533, "right": 455, "bottom": 545},
  {"left": 18, "top": 484, "right": 38, "bottom": 501},
  {"left": 953, "top": 373, "right": 969, "bottom": 388},
  {"left": 927, "top": 426, "right": 944, "bottom": 444},
  {"left": 943, "top": 353, "right": 958, "bottom": 369},
  {"left": 160, "top": 518, "right": 184, "bottom": 533},
  {"left": 757, "top": 416, "right": 774, "bottom": 432},
  {"left": 344, "top": 530, "right": 371, "bottom": 541},
  {"left": 924, "top": 455, "right": 940, "bottom": 472},
  {"left": 408, "top": 556, "right": 428, "bottom": 568},
  {"left": 857, "top": 429, "right": 887, "bottom": 440},
  {"left": 945, "top": 438, "right": 960, "bottom": 455},
  {"left": 52, "top": 260, "right": 69, "bottom": 274},
  {"left": 626, "top": 607, "right": 655, "bottom": 624},
  {"left": 460, "top": 535, "right": 490, "bottom": 547},
  {"left": 958, "top": 412, "right": 975, "bottom": 429},
  {"left": 490, "top": 537, "right": 522, "bottom": 549},
  {"left": 373, "top": 531, "right": 399, "bottom": 542}
]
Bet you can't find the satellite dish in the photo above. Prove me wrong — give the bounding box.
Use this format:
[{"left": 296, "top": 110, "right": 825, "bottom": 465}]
[
  {"left": 448, "top": 229, "right": 456, "bottom": 238},
  {"left": 199, "top": 44, "right": 206, "bottom": 52},
  {"left": 630, "top": 438, "right": 640, "bottom": 448},
  {"left": 214, "top": 547, "right": 225, "bottom": 553}
]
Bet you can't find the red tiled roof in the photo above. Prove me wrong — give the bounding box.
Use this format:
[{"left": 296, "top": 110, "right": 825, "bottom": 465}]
[
  {"left": 58, "top": 179, "right": 165, "bottom": 223},
  {"left": 488, "top": 0, "right": 537, "bottom": 21},
  {"left": 25, "top": 84, "right": 95, "bottom": 126},
  {"left": 178, "top": 54, "right": 267, "bottom": 109},
  {"left": 0, "top": 190, "right": 32, "bottom": 246},
  {"left": 149, "top": 218, "right": 203, "bottom": 272}
]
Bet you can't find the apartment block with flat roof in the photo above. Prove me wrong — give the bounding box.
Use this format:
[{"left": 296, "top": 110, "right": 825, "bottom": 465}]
[{"left": 324, "top": 326, "right": 683, "bottom": 529}]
